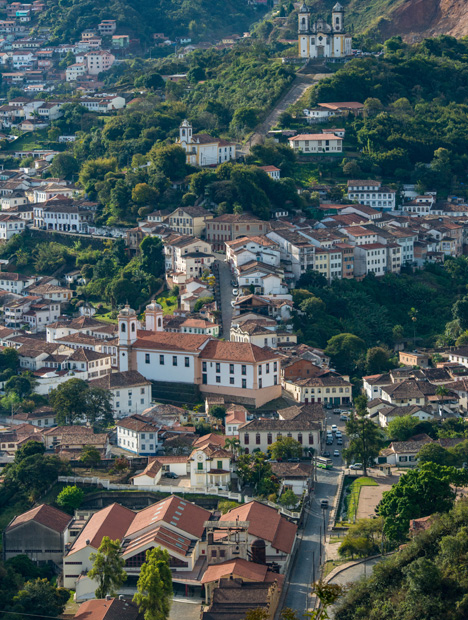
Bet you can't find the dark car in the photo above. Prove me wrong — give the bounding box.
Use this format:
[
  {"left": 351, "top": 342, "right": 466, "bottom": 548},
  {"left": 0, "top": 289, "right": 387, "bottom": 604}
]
[
  {"left": 326, "top": 438, "right": 334, "bottom": 445},
  {"left": 337, "top": 437, "right": 343, "bottom": 445},
  {"left": 320, "top": 499, "right": 329, "bottom": 509},
  {"left": 322, "top": 451, "right": 331, "bottom": 458},
  {"left": 163, "top": 472, "right": 179, "bottom": 479},
  {"left": 288, "top": 457, "right": 300, "bottom": 462}
]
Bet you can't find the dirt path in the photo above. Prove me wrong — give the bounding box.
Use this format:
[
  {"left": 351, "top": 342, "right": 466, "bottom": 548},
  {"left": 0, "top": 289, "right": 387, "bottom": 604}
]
[{"left": 243, "top": 74, "right": 317, "bottom": 153}]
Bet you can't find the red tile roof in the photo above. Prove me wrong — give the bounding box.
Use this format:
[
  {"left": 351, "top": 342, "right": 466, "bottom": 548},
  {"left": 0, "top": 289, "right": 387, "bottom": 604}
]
[
  {"left": 126, "top": 495, "right": 211, "bottom": 539},
  {"left": 74, "top": 598, "right": 142, "bottom": 620},
  {"left": 70, "top": 503, "right": 135, "bottom": 553},
  {"left": 201, "top": 558, "right": 269, "bottom": 584},
  {"left": 133, "top": 332, "right": 209, "bottom": 352},
  {"left": 200, "top": 340, "right": 279, "bottom": 363},
  {"left": 6, "top": 503, "right": 71, "bottom": 533},
  {"left": 220, "top": 501, "right": 296, "bottom": 553}
]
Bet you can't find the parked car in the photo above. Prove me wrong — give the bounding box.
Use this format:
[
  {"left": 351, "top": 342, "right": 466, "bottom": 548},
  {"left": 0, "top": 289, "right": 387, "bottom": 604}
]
[
  {"left": 288, "top": 457, "right": 300, "bottom": 462},
  {"left": 337, "top": 437, "right": 343, "bottom": 445},
  {"left": 326, "top": 438, "right": 334, "bottom": 445},
  {"left": 340, "top": 413, "right": 348, "bottom": 421},
  {"left": 333, "top": 408, "right": 341, "bottom": 414},
  {"left": 232, "top": 288, "right": 238, "bottom": 296},
  {"left": 325, "top": 403, "right": 333, "bottom": 410},
  {"left": 335, "top": 430, "right": 342, "bottom": 438},
  {"left": 333, "top": 450, "right": 340, "bottom": 457},
  {"left": 322, "top": 451, "right": 331, "bottom": 458},
  {"left": 320, "top": 499, "right": 329, "bottom": 508},
  {"left": 164, "top": 472, "right": 179, "bottom": 479},
  {"left": 349, "top": 463, "right": 363, "bottom": 470},
  {"left": 331, "top": 424, "right": 338, "bottom": 432}
]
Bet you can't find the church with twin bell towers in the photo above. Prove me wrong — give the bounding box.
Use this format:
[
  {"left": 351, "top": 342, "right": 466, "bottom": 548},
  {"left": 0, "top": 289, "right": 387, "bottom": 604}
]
[{"left": 298, "top": 2, "right": 352, "bottom": 59}]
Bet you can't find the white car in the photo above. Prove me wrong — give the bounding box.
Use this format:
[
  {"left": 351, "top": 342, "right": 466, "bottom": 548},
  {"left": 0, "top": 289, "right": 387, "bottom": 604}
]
[
  {"left": 350, "top": 463, "right": 363, "bottom": 470},
  {"left": 335, "top": 430, "right": 342, "bottom": 438},
  {"left": 232, "top": 288, "right": 238, "bottom": 296},
  {"left": 331, "top": 424, "right": 338, "bottom": 433},
  {"left": 333, "top": 450, "right": 340, "bottom": 457}
]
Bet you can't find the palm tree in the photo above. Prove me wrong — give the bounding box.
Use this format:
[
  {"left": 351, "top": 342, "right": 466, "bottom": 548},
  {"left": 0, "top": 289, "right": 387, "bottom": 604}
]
[
  {"left": 224, "top": 437, "right": 241, "bottom": 458},
  {"left": 436, "top": 384, "right": 449, "bottom": 399}
]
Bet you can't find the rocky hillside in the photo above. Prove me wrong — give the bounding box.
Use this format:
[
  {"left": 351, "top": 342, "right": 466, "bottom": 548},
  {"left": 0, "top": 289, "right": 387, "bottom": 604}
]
[{"left": 307, "top": 0, "right": 468, "bottom": 41}]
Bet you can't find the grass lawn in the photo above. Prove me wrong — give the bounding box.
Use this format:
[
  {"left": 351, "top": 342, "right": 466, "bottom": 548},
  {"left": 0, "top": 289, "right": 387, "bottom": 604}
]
[
  {"left": 2, "top": 129, "right": 50, "bottom": 151},
  {"left": 156, "top": 290, "right": 178, "bottom": 315},
  {"left": 345, "top": 477, "right": 378, "bottom": 524}
]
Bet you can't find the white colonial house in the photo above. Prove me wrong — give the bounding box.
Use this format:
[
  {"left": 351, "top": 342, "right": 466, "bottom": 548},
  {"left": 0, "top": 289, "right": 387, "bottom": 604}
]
[
  {"left": 189, "top": 443, "right": 233, "bottom": 490},
  {"left": 288, "top": 133, "right": 343, "bottom": 154},
  {"left": 115, "top": 414, "right": 161, "bottom": 456},
  {"left": 239, "top": 417, "right": 321, "bottom": 456},
  {"left": 88, "top": 370, "right": 152, "bottom": 418},
  {"left": 176, "top": 120, "right": 236, "bottom": 166}
]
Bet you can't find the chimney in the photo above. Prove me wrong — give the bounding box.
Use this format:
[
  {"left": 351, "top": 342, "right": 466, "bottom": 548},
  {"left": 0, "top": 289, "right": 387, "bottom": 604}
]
[
  {"left": 105, "top": 595, "right": 111, "bottom": 600},
  {"left": 119, "top": 595, "right": 124, "bottom": 600},
  {"left": 251, "top": 539, "right": 266, "bottom": 565}
]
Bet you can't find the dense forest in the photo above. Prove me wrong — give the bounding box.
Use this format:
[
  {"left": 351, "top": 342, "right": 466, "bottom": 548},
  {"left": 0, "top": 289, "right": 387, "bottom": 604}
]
[
  {"left": 293, "top": 256, "right": 468, "bottom": 375},
  {"left": 36, "top": 0, "right": 265, "bottom": 44},
  {"left": 335, "top": 498, "right": 468, "bottom": 620}
]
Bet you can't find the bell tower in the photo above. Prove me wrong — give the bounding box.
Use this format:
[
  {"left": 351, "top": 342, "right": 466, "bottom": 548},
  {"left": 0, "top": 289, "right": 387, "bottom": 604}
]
[
  {"left": 332, "top": 2, "right": 344, "bottom": 33},
  {"left": 118, "top": 305, "right": 137, "bottom": 372},
  {"left": 298, "top": 2, "right": 310, "bottom": 33},
  {"left": 179, "top": 119, "right": 192, "bottom": 144},
  {"left": 145, "top": 302, "right": 164, "bottom": 332}
]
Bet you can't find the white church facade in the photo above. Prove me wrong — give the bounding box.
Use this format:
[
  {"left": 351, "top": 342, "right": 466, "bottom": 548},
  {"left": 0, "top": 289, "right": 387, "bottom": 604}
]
[
  {"left": 117, "top": 303, "right": 282, "bottom": 407},
  {"left": 176, "top": 120, "right": 237, "bottom": 167},
  {"left": 298, "top": 2, "right": 352, "bottom": 60}
]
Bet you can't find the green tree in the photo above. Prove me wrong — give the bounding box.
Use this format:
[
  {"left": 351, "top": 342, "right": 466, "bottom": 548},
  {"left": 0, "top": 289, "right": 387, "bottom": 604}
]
[
  {"left": 86, "top": 387, "right": 114, "bottom": 428},
  {"left": 269, "top": 437, "right": 303, "bottom": 460},
  {"left": 34, "top": 242, "right": 68, "bottom": 273},
  {"left": 140, "top": 236, "right": 165, "bottom": 278},
  {"left": 344, "top": 413, "right": 383, "bottom": 475},
  {"left": 132, "top": 183, "right": 159, "bottom": 206},
  {"left": 416, "top": 442, "right": 453, "bottom": 466},
  {"left": 377, "top": 462, "right": 468, "bottom": 541},
  {"left": 224, "top": 437, "right": 241, "bottom": 455},
  {"left": 5, "top": 374, "right": 36, "bottom": 400},
  {"left": 338, "top": 517, "right": 383, "bottom": 559},
  {"left": 279, "top": 489, "right": 297, "bottom": 508},
  {"left": 12, "top": 578, "right": 68, "bottom": 618},
  {"left": 133, "top": 547, "right": 173, "bottom": 620},
  {"left": 56, "top": 485, "right": 84, "bottom": 513},
  {"left": 88, "top": 537, "right": 127, "bottom": 598},
  {"left": 365, "top": 347, "right": 392, "bottom": 374},
  {"left": 209, "top": 405, "right": 226, "bottom": 422},
  {"left": 149, "top": 144, "right": 187, "bottom": 181},
  {"left": 325, "top": 333, "right": 366, "bottom": 374},
  {"left": 50, "top": 378, "right": 89, "bottom": 425},
  {"left": 386, "top": 415, "right": 419, "bottom": 442},
  {"left": 80, "top": 445, "right": 102, "bottom": 467},
  {"left": 453, "top": 295, "right": 468, "bottom": 331},
  {"left": 14, "top": 440, "right": 45, "bottom": 463},
  {"left": 49, "top": 152, "right": 79, "bottom": 179}
]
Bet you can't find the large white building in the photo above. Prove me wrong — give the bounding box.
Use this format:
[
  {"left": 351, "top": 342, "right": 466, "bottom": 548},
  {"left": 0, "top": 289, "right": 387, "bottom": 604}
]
[
  {"left": 298, "top": 2, "right": 352, "bottom": 59},
  {"left": 288, "top": 133, "right": 342, "bottom": 154},
  {"left": 118, "top": 304, "right": 282, "bottom": 407},
  {"left": 347, "top": 180, "right": 397, "bottom": 212},
  {"left": 176, "top": 120, "right": 236, "bottom": 167}
]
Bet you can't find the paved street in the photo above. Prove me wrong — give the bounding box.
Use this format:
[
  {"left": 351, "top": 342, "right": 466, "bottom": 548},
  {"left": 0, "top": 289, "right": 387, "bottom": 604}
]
[
  {"left": 283, "top": 408, "right": 347, "bottom": 612},
  {"left": 213, "top": 258, "right": 234, "bottom": 339}
]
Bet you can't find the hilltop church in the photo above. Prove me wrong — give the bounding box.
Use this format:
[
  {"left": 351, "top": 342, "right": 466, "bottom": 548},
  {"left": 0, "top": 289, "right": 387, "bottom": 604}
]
[{"left": 298, "top": 2, "right": 352, "bottom": 59}]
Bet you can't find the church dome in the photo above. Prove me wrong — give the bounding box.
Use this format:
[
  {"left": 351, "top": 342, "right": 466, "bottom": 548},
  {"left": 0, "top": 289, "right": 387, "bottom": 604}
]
[
  {"left": 119, "top": 304, "right": 136, "bottom": 317},
  {"left": 146, "top": 302, "right": 162, "bottom": 312}
]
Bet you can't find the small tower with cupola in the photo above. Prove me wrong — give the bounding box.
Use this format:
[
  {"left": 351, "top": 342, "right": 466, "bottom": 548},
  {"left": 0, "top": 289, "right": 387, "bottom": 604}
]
[
  {"left": 145, "top": 302, "right": 164, "bottom": 333},
  {"left": 179, "top": 119, "right": 193, "bottom": 145},
  {"left": 118, "top": 304, "right": 137, "bottom": 371}
]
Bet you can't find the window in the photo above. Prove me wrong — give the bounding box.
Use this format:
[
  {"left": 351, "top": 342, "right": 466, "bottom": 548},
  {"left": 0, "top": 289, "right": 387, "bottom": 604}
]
[
  {"left": 242, "top": 379, "right": 246, "bottom": 389},
  {"left": 230, "top": 364, "right": 234, "bottom": 374},
  {"left": 256, "top": 433, "right": 261, "bottom": 445},
  {"left": 160, "top": 355, "right": 164, "bottom": 365},
  {"left": 216, "top": 375, "right": 221, "bottom": 383},
  {"left": 274, "top": 362, "right": 278, "bottom": 372},
  {"left": 267, "top": 433, "right": 272, "bottom": 445},
  {"left": 202, "top": 373, "right": 207, "bottom": 384},
  {"left": 230, "top": 377, "right": 234, "bottom": 385},
  {"left": 266, "top": 363, "right": 270, "bottom": 374},
  {"left": 259, "top": 366, "right": 262, "bottom": 376},
  {"left": 202, "top": 361, "right": 207, "bottom": 372},
  {"left": 259, "top": 378, "right": 262, "bottom": 389},
  {"left": 141, "top": 444, "right": 146, "bottom": 450},
  {"left": 244, "top": 433, "right": 249, "bottom": 445},
  {"left": 308, "top": 434, "right": 314, "bottom": 445},
  {"left": 217, "top": 460, "right": 222, "bottom": 469},
  {"left": 198, "top": 462, "right": 203, "bottom": 470},
  {"left": 241, "top": 365, "right": 246, "bottom": 376},
  {"left": 145, "top": 353, "right": 150, "bottom": 364},
  {"left": 298, "top": 433, "right": 303, "bottom": 444}
]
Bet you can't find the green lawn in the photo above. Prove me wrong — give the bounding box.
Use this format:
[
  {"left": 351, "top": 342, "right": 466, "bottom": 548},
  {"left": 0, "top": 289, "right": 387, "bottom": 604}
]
[
  {"left": 156, "top": 290, "right": 178, "bottom": 315},
  {"left": 2, "top": 129, "right": 50, "bottom": 151},
  {"left": 345, "top": 477, "right": 378, "bottom": 524}
]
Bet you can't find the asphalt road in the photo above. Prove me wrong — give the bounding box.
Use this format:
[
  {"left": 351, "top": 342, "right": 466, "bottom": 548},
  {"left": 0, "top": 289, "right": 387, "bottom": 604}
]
[
  {"left": 283, "top": 409, "right": 347, "bottom": 612},
  {"left": 213, "top": 258, "right": 234, "bottom": 339}
]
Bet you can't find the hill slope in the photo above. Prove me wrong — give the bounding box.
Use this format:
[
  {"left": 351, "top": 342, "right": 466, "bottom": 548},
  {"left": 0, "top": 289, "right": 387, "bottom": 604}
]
[
  {"left": 306, "top": 0, "right": 468, "bottom": 41},
  {"left": 36, "top": 0, "right": 264, "bottom": 44}
]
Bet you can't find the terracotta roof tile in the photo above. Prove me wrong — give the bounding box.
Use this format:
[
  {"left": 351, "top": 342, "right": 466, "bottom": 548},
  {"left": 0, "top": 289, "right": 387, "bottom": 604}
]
[{"left": 6, "top": 503, "right": 71, "bottom": 533}]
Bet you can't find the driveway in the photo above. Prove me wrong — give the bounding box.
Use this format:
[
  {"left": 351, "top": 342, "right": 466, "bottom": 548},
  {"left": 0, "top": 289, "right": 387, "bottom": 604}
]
[{"left": 213, "top": 258, "right": 234, "bottom": 339}]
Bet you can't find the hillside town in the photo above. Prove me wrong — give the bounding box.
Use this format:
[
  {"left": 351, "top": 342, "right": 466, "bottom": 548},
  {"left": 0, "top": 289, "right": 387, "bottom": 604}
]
[{"left": 1, "top": 1, "right": 468, "bottom": 620}]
